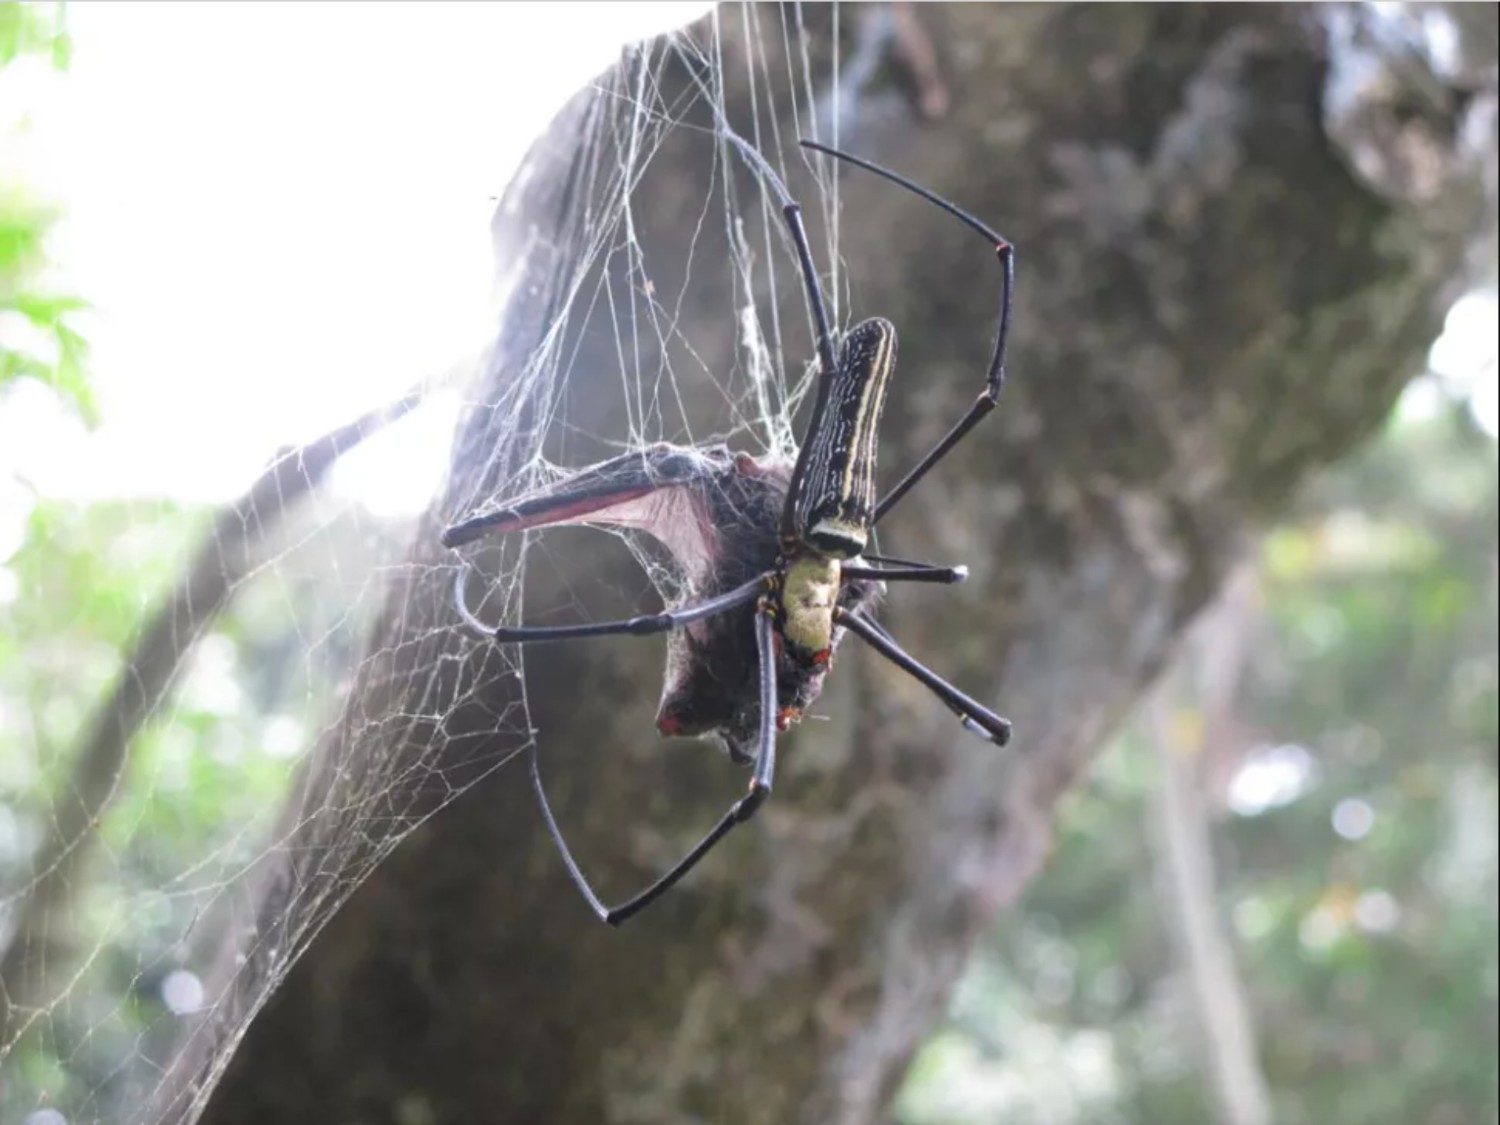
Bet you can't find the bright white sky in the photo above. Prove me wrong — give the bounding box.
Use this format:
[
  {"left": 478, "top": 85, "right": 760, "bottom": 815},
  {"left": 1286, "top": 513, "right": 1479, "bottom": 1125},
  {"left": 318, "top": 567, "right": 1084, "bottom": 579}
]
[
  {"left": 0, "top": 0, "right": 1494, "bottom": 566},
  {"left": 0, "top": 1, "right": 709, "bottom": 549}
]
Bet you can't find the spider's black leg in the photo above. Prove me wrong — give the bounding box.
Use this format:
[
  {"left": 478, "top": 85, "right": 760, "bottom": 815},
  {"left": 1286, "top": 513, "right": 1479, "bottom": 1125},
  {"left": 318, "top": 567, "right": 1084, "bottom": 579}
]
[
  {"left": 835, "top": 607, "right": 1012, "bottom": 746},
  {"left": 841, "top": 562, "right": 968, "bottom": 585},
  {"left": 719, "top": 130, "right": 838, "bottom": 377},
  {"left": 861, "top": 551, "right": 959, "bottom": 569},
  {"left": 718, "top": 128, "right": 853, "bottom": 543},
  {"left": 799, "top": 141, "right": 1015, "bottom": 526},
  {"left": 452, "top": 563, "right": 769, "bottom": 643},
  {"left": 848, "top": 610, "right": 1008, "bottom": 743},
  {"left": 531, "top": 603, "right": 780, "bottom": 926}
]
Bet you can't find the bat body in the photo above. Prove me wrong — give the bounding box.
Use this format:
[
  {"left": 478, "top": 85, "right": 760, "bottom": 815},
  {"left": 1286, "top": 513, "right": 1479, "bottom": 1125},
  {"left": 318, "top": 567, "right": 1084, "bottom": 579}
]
[{"left": 446, "top": 442, "right": 883, "bottom": 761}]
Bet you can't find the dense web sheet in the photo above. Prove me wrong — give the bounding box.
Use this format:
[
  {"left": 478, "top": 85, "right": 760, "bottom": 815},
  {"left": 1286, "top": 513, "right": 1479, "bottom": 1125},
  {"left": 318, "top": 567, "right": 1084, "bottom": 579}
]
[{"left": 0, "top": 6, "right": 891, "bottom": 1121}]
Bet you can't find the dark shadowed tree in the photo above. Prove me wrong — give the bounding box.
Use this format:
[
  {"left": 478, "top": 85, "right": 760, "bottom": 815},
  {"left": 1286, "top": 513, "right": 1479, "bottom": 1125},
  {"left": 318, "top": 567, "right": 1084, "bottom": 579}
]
[{"left": 154, "top": 5, "right": 1494, "bottom": 1123}]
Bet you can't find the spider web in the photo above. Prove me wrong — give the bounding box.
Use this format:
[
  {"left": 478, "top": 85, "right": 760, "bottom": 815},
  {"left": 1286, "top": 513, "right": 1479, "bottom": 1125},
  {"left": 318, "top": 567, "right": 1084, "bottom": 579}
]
[{"left": 0, "top": 4, "right": 897, "bottom": 1122}]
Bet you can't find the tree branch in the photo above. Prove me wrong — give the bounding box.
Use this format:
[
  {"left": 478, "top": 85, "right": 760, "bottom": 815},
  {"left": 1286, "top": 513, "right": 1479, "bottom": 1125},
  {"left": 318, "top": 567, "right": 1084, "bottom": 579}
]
[{"left": 1148, "top": 567, "right": 1274, "bottom": 1125}]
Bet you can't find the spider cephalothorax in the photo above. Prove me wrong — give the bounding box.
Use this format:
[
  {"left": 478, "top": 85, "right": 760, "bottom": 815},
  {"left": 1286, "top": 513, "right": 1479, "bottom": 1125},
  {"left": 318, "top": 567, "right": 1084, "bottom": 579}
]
[{"left": 444, "top": 127, "right": 1016, "bottom": 925}]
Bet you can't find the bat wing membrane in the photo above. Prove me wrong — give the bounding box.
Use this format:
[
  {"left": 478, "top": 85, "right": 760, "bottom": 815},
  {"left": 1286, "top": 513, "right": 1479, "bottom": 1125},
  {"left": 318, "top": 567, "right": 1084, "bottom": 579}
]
[{"left": 441, "top": 443, "right": 730, "bottom": 587}]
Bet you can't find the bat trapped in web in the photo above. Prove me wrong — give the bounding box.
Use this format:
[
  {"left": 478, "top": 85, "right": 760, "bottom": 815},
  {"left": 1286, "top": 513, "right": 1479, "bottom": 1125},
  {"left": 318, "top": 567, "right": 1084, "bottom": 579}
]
[{"left": 442, "top": 126, "right": 1017, "bottom": 926}]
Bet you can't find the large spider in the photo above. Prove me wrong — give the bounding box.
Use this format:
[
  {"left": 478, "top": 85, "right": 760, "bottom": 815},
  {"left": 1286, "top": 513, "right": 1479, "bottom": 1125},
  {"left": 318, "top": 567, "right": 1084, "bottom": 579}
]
[{"left": 442, "top": 128, "right": 1015, "bottom": 926}]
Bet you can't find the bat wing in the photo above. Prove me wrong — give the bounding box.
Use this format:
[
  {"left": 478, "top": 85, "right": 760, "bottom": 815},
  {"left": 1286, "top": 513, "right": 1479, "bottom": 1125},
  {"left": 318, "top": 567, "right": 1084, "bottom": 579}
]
[{"left": 441, "top": 443, "right": 733, "bottom": 588}]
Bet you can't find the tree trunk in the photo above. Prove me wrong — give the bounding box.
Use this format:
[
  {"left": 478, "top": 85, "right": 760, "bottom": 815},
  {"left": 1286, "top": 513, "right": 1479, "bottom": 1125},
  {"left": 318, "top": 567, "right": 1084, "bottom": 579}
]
[{"left": 160, "top": 5, "right": 1493, "bottom": 1123}]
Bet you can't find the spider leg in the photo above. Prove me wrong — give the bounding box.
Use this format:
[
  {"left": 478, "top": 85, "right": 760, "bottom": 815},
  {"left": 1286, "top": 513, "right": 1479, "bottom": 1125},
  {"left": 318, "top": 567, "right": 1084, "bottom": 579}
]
[
  {"left": 718, "top": 127, "right": 850, "bottom": 543},
  {"left": 531, "top": 602, "right": 780, "bottom": 926},
  {"left": 719, "top": 130, "right": 838, "bottom": 378},
  {"left": 860, "top": 551, "right": 959, "bottom": 569},
  {"left": 452, "top": 563, "right": 769, "bottom": 643},
  {"left": 841, "top": 562, "right": 968, "bottom": 585},
  {"left": 800, "top": 140, "right": 1015, "bottom": 525},
  {"left": 835, "top": 607, "right": 1012, "bottom": 746}
]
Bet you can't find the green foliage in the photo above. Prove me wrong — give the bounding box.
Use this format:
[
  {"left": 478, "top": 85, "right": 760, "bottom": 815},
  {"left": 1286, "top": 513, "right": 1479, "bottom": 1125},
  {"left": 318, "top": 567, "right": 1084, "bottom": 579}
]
[
  {"left": 0, "top": 499, "right": 198, "bottom": 1119},
  {"left": 0, "top": 1, "right": 71, "bottom": 69},
  {"left": 0, "top": 1, "right": 94, "bottom": 423},
  {"left": 0, "top": 498, "right": 369, "bottom": 1123},
  {"left": 901, "top": 393, "right": 1499, "bottom": 1125}
]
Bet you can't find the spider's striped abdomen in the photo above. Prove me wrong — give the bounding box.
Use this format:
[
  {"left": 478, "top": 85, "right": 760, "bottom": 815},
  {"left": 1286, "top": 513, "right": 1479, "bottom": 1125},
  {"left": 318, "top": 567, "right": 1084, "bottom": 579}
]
[{"left": 795, "top": 317, "right": 897, "bottom": 558}]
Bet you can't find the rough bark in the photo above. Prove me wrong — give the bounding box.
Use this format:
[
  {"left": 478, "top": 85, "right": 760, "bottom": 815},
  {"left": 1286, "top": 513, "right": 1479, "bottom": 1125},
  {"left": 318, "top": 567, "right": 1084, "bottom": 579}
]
[{"left": 165, "top": 5, "right": 1493, "bottom": 1124}]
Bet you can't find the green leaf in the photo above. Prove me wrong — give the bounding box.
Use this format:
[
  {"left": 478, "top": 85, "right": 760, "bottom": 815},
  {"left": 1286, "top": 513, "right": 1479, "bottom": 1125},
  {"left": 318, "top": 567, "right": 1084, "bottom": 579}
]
[{"left": 0, "top": 2, "right": 71, "bottom": 71}]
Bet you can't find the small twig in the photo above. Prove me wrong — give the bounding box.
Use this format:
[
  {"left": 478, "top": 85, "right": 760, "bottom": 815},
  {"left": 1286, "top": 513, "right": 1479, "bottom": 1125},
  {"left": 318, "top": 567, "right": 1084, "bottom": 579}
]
[
  {"left": 891, "top": 2, "right": 950, "bottom": 121},
  {"left": 1147, "top": 568, "right": 1274, "bottom": 1125}
]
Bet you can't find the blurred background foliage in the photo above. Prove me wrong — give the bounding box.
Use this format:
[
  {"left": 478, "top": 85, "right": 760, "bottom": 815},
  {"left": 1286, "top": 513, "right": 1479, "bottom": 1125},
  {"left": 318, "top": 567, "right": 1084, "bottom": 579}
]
[
  {"left": 0, "top": 18, "right": 365, "bottom": 1117},
  {"left": 0, "top": 1, "right": 92, "bottom": 425},
  {"left": 1, "top": 3, "right": 1496, "bottom": 1123},
  {"left": 897, "top": 386, "right": 1499, "bottom": 1124}
]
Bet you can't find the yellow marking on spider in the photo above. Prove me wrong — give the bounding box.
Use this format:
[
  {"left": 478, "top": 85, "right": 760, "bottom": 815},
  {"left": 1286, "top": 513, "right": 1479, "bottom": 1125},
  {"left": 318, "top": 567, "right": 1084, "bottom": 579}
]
[
  {"left": 781, "top": 553, "right": 842, "bottom": 653},
  {"left": 836, "top": 320, "right": 897, "bottom": 517}
]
